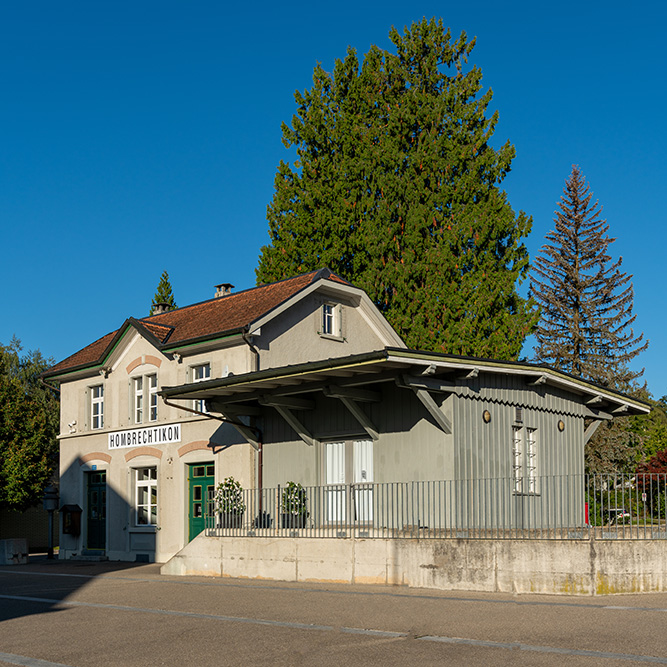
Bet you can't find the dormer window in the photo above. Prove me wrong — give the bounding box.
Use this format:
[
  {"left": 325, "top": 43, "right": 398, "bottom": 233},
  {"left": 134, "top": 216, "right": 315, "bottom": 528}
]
[{"left": 321, "top": 302, "right": 342, "bottom": 339}]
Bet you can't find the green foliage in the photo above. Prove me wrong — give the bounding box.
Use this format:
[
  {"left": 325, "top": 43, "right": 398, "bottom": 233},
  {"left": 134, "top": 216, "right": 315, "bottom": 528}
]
[
  {"left": 281, "top": 481, "right": 309, "bottom": 517},
  {"left": 150, "top": 271, "right": 177, "bottom": 315},
  {"left": 585, "top": 392, "right": 667, "bottom": 474},
  {"left": 0, "top": 337, "right": 59, "bottom": 511},
  {"left": 257, "top": 18, "right": 537, "bottom": 359},
  {"left": 531, "top": 165, "right": 647, "bottom": 389},
  {"left": 215, "top": 476, "right": 246, "bottom": 514}
]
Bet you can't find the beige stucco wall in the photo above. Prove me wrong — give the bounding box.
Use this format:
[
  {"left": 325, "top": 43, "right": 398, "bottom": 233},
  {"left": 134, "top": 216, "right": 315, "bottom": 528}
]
[
  {"left": 56, "top": 287, "right": 397, "bottom": 564},
  {"left": 257, "top": 293, "right": 388, "bottom": 368},
  {"left": 57, "top": 331, "right": 256, "bottom": 563}
]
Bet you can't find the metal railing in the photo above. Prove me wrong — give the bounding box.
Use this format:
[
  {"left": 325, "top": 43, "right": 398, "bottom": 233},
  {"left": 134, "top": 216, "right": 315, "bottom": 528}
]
[{"left": 205, "top": 473, "right": 667, "bottom": 540}]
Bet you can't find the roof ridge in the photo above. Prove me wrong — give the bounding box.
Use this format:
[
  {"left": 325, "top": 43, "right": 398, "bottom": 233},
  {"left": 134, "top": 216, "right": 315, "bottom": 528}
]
[
  {"left": 141, "top": 268, "right": 331, "bottom": 324},
  {"left": 44, "top": 268, "right": 352, "bottom": 377}
]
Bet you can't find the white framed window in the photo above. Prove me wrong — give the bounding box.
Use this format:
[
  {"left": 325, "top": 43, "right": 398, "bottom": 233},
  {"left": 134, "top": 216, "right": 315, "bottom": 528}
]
[
  {"left": 323, "top": 439, "right": 373, "bottom": 524},
  {"left": 148, "top": 374, "right": 158, "bottom": 422},
  {"left": 321, "top": 303, "right": 342, "bottom": 338},
  {"left": 132, "top": 374, "right": 159, "bottom": 424},
  {"left": 512, "top": 425, "right": 538, "bottom": 494},
  {"left": 91, "top": 385, "right": 104, "bottom": 430},
  {"left": 526, "top": 427, "right": 537, "bottom": 493},
  {"left": 512, "top": 426, "right": 523, "bottom": 493},
  {"left": 134, "top": 376, "right": 143, "bottom": 424},
  {"left": 192, "top": 363, "right": 211, "bottom": 413},
  {"left": 135, "top": 467, "right": 158, "bottom": 526}
]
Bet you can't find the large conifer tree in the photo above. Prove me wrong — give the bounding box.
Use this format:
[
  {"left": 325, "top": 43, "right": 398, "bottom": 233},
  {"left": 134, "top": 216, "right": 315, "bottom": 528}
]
[
  {"left": 150, "top": 271, "right": 177, "bottom": 315},
  {"left": 530, "top": 165, "right": 647, "bottom": 389},
  {"left": 256, "top": 18, "right": 537, "bottom": 359}
]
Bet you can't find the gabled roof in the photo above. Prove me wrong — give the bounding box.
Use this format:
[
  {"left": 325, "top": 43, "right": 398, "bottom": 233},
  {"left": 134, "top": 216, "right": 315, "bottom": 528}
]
[{"left": 44, "top": 269, "right": 353, "bottom": 378}]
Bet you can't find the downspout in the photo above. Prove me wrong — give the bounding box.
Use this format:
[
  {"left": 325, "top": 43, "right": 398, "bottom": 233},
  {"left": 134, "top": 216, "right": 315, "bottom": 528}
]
[
  {"left": 241, "top": 328, "right": 260, "bottom": 373},
  {"left": 241, "top": 327, "right": 263, "bottom": 509}
]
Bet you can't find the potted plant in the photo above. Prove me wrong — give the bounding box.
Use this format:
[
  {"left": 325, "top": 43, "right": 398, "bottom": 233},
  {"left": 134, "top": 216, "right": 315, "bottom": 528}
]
[
  {"left": 215, "top": 477, "right": 246, "bottom": 529},
  {"left": 281, "top": 481, "right": 309, "bottom": 529}
]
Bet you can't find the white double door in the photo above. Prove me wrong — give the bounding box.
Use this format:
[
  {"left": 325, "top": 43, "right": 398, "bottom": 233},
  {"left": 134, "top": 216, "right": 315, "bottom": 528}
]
[{"left": 325, "top": 440, "right": 373, "bottom": 523}]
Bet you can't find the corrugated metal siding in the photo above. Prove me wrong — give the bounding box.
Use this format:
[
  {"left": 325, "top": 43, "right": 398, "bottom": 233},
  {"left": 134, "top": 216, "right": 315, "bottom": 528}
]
[{"left": 452, "top": 372, "right": 586, "bottom": 529}]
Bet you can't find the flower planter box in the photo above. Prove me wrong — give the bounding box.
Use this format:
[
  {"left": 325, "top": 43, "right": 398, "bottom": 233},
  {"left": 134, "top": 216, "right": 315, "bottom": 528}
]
[
  {"left": 281, "top": 513, "right": 307, "bottom": 529},
  {"left": 218, "top": 513, "right": 244, "bottom": 529}
]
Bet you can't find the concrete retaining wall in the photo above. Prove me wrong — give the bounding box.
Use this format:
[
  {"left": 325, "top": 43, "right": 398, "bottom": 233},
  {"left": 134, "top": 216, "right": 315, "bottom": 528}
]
[{"left": 161, "top": 536, "right": 667, "bottom": 595}]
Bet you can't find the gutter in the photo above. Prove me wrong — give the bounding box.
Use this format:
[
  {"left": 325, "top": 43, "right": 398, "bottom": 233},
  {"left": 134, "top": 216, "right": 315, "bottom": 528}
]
[{"left": 39, "top": 377, "right": 61, "bottom": 395}]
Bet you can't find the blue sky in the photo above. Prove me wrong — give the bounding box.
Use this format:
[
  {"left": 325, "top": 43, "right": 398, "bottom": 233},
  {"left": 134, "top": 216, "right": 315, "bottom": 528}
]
[{"left": 1, "top": 1, "right": 665, "bottom": 397}]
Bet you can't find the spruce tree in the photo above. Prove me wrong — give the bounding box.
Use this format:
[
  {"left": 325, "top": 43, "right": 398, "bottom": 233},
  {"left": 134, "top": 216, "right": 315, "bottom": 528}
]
[
  {"left": 256, "top": 18, "right": 537, "bottom": 359},
  {"left": 530, "top": 165, "right": 647, "bottom": 389},
  {"left": 150, "top": 271, "right": 177, "bottom": 315}
]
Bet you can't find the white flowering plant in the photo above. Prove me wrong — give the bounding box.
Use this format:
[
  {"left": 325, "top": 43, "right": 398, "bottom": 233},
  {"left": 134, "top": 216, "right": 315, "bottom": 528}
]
[
  {"left": 280, "top": 481, "right": 309, "bottom": 517},
  {"left": 215, "top": 477, "right": 246, "bottom": 515}
]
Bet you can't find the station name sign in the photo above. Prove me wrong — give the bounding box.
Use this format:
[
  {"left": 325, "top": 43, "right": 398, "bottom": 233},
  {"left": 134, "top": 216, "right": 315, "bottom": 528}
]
[{"left": 108, "top": 423, "right": 182, "bottom": 450}]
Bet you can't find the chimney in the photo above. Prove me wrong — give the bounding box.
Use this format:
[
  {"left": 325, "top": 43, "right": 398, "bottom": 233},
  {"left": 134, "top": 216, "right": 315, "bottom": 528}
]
[
  {"left": 214, "top": 282, "right": 234, "bottom": 298},
  {"left": 153, "top": 302, "right": 171, "bottom": 315}
]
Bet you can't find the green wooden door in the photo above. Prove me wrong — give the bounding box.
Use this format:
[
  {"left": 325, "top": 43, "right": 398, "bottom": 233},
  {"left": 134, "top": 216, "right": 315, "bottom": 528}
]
[
  {"left": 86, "top": 471, "right": 106, "bottom": 550},
  {"left": 188, "top": 463, "right": 215, "bottom": 541}
]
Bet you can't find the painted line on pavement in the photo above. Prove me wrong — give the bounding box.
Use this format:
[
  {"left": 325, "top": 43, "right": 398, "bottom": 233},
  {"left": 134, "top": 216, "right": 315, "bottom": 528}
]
[
  {"left": 0, "top": 652, "right": 72, "bottom": 667},
  {"left": 2, "top": 593, "right": 667, "bottom": 664},
  {"left": 0, "top": 594, "right": 335, "bottom": 632},
  {"left": 419, "top": 635, "right": 667, "bottom": 663},
  {"left": 4, "top": 569, "right": 667, "bottom": 614}
]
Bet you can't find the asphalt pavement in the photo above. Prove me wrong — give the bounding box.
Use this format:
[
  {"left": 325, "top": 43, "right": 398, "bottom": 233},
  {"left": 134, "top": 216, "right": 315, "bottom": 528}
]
[{"left": 2, "top": 557, "right": 667, "bottom": 666}]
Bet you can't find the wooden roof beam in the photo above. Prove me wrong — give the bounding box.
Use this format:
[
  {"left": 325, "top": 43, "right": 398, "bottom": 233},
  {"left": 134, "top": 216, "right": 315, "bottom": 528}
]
[
  {"left": 259, "top": 396, "right": 315, "bottom": 411},
  {"left": 269, "top": 405, "right": 318, "bottom": 447},
  {"left": 396, "top": 374, "right": 456, "bottom": 393},
  {"left": 413, "top": 388, "right": 452, "bottom": 434},
  {"left": 323, "top": 388, "right": 379, "bottom": 441},
  {"left": 324, "top": 385, "right": 381, "bottom": 403}
]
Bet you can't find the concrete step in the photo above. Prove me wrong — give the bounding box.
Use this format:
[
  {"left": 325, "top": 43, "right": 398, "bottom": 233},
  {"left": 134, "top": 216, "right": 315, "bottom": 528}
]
[{"left": 71, "top": 551, "right": 108, "bottom": 562}]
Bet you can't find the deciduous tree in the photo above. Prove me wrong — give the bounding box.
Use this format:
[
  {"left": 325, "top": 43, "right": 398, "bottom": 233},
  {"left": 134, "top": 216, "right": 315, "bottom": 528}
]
[
  {"left": 0, "top": 338, "right": 59, "bottom": 511},
  {"left": 257, "top": 18, "right": 537, "bottom": 358}
]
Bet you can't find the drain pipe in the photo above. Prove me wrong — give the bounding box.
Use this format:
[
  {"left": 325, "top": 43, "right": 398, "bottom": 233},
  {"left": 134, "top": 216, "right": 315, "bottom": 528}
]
[{"left": 241, "top": 328, "right": 260, "bottom": 373}]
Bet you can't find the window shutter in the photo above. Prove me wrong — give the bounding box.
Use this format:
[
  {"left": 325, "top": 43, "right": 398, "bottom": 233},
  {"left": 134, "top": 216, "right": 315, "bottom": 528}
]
[
  {"left": 128, "top": 378, "right": 133, "bottom": 424},
  {"left": 83, "top": 387, "right": 90, "bottom": 431}
]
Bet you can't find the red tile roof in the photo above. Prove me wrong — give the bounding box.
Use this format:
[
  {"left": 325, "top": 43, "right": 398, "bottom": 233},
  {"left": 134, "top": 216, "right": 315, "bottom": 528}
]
[
  {"left": 45, "top": 269, "right": 350, "bottom": 377},
  {"left": 139, "top": 321, "right": 174, "bottom": 343}
]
